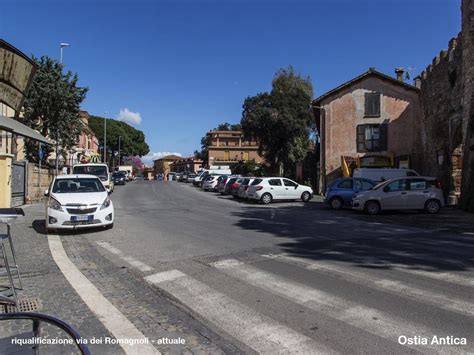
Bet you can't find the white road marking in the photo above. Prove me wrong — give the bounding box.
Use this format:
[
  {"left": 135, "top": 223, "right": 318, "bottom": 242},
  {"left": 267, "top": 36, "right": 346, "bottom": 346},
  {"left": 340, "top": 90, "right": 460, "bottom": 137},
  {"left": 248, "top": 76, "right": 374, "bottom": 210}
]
[
  {"left": 96, "top": 240, "right": 153, "bottom": 272},
  {"left": 48, "top": 235, "right": 160, "bottom": 355},
  {"left": 264, "top": 253, "right": 474, "bottom": 288},
  {"left": 266, "top": 254, "right": 474, "bottom": 317},
  {"left": 145, "top": 270, "right": 336, "bottom": 354},
  {"left": 214, "top": 259, "right": 470, "bottom": 355}
]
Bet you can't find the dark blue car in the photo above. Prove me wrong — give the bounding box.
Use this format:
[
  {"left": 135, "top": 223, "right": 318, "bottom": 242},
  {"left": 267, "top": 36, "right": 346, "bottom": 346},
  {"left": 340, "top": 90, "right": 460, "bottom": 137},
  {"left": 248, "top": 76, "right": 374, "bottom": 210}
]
[{"left": 325, "top": 178, "right": 376, "bottom": 210}]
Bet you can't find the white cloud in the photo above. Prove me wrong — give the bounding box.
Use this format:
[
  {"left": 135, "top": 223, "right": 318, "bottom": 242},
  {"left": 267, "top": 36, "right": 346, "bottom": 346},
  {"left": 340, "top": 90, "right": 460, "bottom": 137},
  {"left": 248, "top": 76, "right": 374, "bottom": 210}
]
[
  {"left": 141, "top": 152, "right": 182, "bottom": 164},
  {"left": 116, "top": 108, "right": 142, "bottom": 125}
]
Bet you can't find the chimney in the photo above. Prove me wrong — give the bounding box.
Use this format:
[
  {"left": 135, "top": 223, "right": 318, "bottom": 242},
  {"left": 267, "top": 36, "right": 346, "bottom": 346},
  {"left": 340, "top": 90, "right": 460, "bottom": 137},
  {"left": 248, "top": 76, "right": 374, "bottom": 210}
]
[
  {"left": 395, "top": 67, "right": 405, "bottom": 81},
  {"left": 414, "top": 76, "right": 421, "bottom": 89}
]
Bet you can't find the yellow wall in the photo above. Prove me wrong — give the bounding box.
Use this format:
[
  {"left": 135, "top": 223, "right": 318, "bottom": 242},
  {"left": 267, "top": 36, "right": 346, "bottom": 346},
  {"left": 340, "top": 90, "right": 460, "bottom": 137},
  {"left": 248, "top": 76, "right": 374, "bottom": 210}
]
[{"left": 0, "top": 154, "right": 13, "bottom": 208}]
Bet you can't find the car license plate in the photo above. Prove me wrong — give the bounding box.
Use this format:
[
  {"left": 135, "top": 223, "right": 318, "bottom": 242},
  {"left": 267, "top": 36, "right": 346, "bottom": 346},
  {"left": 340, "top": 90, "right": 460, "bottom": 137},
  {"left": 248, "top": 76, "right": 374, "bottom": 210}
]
[{"left": 71, "top": 215, "right": 93, "bottom": 222}]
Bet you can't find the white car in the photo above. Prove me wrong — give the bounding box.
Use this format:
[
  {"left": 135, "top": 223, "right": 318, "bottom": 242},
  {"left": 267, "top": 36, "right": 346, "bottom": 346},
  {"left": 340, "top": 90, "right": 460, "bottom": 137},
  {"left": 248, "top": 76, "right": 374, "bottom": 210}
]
[
  {"left": 45, "top": 174, "right": 114, "bottom": 231},
  {"left": 247, "top": 177, "right": 313, "bottom": 204},
  {"left": 202, "top": 175, "right": 219, "bottom": 191},
  {"left": 352, "top": 176, "right": 444, "bottom": 215},
  {"left": 72, "top": 163, "right": 114, "bottom": 193}
]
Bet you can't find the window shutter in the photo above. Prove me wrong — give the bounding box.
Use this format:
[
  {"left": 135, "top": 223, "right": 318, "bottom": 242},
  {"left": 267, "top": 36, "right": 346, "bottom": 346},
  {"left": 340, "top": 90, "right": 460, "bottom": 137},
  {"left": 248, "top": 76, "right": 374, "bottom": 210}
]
[
  {"left": 365, "top": 93, "right": 381, "bottom": 116},
  {"left": 379, "top": 124, "right": 388, "bottom": 150},
  {"left": 356, "top": 125, "right": 366, "bottom": 152}
]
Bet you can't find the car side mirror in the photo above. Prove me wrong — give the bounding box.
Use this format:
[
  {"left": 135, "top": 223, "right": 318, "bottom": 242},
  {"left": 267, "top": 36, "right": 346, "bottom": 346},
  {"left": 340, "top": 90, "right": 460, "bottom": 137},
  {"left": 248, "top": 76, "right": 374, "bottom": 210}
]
[
  {"left": 294, "top": 185, "right": 298, "bottom": 189},
  {"left": 44, "top": 190, "right": 49, "bottom": 197},
  {"left": 107, "top": 190, "right": 112, "bottom": 195},
  {"left": 383, "top": 186, "right": 390, "bottom": 193}
]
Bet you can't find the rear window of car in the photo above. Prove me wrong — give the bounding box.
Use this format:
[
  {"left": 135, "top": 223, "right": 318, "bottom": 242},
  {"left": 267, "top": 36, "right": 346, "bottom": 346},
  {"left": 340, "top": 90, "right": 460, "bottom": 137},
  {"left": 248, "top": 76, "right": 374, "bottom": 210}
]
[
  {"left": 409, "top": 179, "right": 428, "bottom": 190},
  {"left": 251, "top": 178, "right": 263, "bottom": 185}
]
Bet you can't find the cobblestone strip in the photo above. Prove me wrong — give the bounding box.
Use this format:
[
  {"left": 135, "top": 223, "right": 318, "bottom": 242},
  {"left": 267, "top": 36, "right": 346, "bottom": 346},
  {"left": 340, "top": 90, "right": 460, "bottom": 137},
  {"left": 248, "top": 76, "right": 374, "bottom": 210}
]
[
  {"left": 48, "top": 234, "right": 160, "bottom": 355},
  {"left": 63, "top": 234, "right": 243, "bottom": 354}
]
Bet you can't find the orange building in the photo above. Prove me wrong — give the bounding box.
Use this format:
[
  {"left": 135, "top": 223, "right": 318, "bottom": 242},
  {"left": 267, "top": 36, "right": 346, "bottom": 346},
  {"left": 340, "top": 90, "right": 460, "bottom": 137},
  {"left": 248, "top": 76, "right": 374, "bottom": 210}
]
[{"left": 207, "top": 130, "right": 264, "bottom": 167}]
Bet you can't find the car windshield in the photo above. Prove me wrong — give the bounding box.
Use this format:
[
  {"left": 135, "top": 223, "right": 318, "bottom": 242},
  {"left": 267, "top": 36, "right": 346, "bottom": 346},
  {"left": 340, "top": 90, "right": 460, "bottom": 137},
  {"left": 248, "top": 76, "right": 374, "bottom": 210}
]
[
  {"left": 73, "top": 166, "right": 108, "bottom": 179},
  {"left": 52, "top": 178, "right": 105, "bottom": 193},
  {"left": 113, "top": 172, "right": 125, "bottom": 177}
]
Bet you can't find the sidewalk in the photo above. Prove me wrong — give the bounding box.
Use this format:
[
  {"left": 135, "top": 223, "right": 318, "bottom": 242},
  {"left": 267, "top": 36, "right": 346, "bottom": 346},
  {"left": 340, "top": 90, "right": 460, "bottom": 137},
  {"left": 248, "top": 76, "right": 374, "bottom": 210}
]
[
  {"left": 0, "top": 204, "right": 239, "bottom": 354},
  {"left": 1, "top": 204, "right": 122, "bottom": 354}
]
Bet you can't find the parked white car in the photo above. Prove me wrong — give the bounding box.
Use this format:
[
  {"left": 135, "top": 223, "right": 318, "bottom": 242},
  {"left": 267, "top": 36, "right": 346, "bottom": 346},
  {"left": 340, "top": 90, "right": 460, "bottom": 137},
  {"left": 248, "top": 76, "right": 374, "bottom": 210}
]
[
  {"left": 202, "top": 175, "right": 219, "bottom": 191},
  {"left": 45, "top": 174, "right": 114, "bottom": 231},
  {"left": 247, "top": 177, "right": 313, "bottom": 204},
  {"left": 352, "top": 176, "right": 444, "bottom": 215}
]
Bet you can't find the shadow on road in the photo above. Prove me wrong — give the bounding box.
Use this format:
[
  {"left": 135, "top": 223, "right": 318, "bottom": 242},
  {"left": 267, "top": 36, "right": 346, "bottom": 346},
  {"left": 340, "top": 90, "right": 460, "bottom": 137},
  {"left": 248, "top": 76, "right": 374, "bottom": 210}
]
[{"left": 231, "top": 202, "right": 474, "bottom": 272}]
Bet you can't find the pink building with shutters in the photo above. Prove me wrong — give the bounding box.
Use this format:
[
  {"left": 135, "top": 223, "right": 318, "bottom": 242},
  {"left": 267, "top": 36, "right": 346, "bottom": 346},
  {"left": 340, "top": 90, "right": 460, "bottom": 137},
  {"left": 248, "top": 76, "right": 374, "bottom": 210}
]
[{"left": 312, "top": 68, "right": 423, "bottom": 193}]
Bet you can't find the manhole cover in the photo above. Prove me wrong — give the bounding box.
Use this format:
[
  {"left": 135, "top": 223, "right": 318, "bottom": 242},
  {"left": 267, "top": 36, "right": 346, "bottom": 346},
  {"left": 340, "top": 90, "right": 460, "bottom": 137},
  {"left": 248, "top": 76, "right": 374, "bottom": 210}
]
[{"left": 2, "top": 297, "right": 42, "bottom": 313}]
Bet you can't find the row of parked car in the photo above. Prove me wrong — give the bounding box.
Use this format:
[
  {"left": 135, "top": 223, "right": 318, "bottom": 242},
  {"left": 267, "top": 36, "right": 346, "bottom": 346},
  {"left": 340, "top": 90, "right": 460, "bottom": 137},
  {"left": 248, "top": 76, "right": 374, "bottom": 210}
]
[
  {"left": 169, "top": 166, "right": 445, "bottom": 214},
  {"left": 174, "top": 168, "right": 445, "bottom": 214},
  {"left": 183, "top": 171, "right": 315, "bottom": 204},
  {"left": 325, "top": 175, "right": 445, "bottom": 215}
]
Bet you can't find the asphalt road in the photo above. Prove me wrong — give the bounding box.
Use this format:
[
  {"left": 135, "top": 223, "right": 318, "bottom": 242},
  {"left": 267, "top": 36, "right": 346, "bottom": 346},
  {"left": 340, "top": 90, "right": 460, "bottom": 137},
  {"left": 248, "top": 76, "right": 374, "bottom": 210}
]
[{"left": 81, "top": 180, "right": 474, "bottom": 354}]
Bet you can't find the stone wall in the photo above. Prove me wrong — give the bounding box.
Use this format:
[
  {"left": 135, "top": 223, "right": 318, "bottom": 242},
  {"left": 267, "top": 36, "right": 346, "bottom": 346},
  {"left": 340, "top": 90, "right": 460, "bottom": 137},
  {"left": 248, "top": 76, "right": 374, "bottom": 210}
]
[
  {"left": 418, "top": 35, "right": 464, "bottom": 199},
  {"left": 460, "top": 0, "right": 474, "bottom": 211},
  {"left": 418, "top": 0, "right": 474, "bottom": 209},
  {"left": 26, "top": 163, "right": 55, "bottom": 203}
]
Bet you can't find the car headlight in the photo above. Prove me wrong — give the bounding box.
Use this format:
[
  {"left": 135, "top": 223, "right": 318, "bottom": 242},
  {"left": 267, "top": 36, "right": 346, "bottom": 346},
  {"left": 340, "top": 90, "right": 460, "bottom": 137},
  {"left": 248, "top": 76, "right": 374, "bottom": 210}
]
[
  {"left": 101, "top": 195, "right": 111, "bottom": 210},
  {"left": 49, "top": 197, "right": 63, "bottom": 211}
]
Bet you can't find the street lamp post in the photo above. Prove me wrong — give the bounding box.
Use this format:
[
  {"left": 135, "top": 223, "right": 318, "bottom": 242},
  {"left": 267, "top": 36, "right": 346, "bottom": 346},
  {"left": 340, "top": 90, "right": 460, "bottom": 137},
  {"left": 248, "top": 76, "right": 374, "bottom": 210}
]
[
  {"left": 118, "top": 136, "right": 122, "bottom": 167},
  {"left": 103, "top": 112, "right": 107, "bottom": 164},
  {"left": 311, "top": 104, "right": 326, "bottom": 194},
  {"left": 55, "top": 42, "right": 70, "bottom": 175}
]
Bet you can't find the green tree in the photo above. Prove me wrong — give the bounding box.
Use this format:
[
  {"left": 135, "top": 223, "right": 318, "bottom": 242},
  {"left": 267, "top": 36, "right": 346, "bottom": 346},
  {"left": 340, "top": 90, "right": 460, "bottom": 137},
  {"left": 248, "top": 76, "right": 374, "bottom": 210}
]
[
  {"left": 22, "top": 56, "right": 88, "bottom": 164},
  {"left": 241, "top": 66, "right": 313, "bottom": 176},
  {"left": 88, "top": 116, "right": 150, "bottom": 165}
]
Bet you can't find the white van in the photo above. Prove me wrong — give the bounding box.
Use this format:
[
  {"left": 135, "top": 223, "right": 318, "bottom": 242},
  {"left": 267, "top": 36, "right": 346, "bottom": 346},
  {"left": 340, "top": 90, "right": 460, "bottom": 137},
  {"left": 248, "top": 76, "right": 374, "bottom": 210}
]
[
  {"left": 353, "top": 168, "right": 419, "bottom": 183},
  {"left": 72, "top": 163, "right": 113, "bottom": 192}
]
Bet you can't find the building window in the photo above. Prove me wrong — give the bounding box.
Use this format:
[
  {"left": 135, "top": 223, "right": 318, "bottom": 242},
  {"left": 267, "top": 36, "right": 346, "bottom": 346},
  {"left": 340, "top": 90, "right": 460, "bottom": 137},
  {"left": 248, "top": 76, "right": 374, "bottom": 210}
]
[
  {"left": 364, "top": 92, "right": 381, "bottom": 117},
  {"left": 357, "top": 124, "right": 387, "bottom": 152},
  {"left": 224, "top": 151, "right": 230, "bottom": 160}
]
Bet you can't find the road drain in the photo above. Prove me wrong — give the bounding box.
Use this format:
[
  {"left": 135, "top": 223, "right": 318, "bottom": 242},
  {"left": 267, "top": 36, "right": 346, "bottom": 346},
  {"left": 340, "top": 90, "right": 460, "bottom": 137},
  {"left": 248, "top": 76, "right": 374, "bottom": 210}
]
[{"left": 1, "top": 297, "right": 42, "bottom": 313}]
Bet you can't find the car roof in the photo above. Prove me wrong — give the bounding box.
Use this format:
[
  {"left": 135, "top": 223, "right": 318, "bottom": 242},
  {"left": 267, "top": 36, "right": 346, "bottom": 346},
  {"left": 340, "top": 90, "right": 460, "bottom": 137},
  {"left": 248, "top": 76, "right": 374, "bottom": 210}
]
[
  {"left": 73, "top": 163, "right": 108, "bottom": 167},
  {"left": 55, "top": 174, "right": 100, "bottom": 179}
]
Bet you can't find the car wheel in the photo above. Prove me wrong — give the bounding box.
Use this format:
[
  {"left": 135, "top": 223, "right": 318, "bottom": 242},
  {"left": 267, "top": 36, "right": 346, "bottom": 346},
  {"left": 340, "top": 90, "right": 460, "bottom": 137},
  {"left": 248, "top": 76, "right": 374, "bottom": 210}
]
[
  {"left": 364, "top": 201, "right": 381, "bottom": 215},
  {"left": 329, "top": 197, "right": 343, "bottom": 210},
  {"left": 424, "top": 199, "right": 441, "bottom": 214},
  {"left": 261, "top": 193, "right": 272, "bottom": 205},
  {"left": 301, "top": 191, "right": 311, "bottom": 202}
]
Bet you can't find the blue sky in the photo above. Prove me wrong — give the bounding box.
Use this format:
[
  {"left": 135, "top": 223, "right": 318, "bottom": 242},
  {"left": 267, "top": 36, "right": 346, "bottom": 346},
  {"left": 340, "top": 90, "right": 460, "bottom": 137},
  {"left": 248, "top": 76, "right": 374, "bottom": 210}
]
[{"left": 1, "top": 0, "right": 461, "bottom": 164}]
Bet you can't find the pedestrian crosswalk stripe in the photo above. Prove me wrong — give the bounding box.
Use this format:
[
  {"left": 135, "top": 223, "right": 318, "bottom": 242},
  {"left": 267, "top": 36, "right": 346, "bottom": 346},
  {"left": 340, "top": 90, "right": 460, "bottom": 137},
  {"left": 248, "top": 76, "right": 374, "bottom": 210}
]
[
  {"left": 145, "top": 270, "right": 336, "bottom": 354},
  {"left": 263, "top": 254, "right": 474, "bottom": 317},
  {"left": 213, "top": 259, "right": 470, "bottom": 355},
  {"left": 263, "top": 253, "right": 474, "bottom": 288}
]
